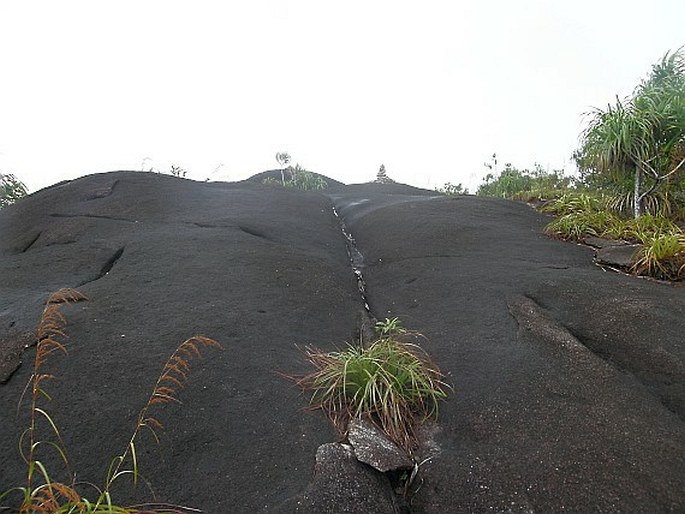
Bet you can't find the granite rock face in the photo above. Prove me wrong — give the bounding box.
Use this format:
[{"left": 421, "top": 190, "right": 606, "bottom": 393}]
[
  {"left": 291, "top": 443, "right": 398, "bottom": 514},
  {"left": 1, "top": 171, "right": 683, "bottom": 512}
]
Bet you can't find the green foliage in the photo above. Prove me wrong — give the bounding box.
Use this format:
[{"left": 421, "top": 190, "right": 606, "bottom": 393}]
[
  {"left": 622, "top": 214, "right": 680, "bottom": 243},
  {"left": 539, "top": 192, "right": 606, "bottom": 216},
  {"left": 542, "top": 194, "right": 685, "bottom": 279},
  {"left": 374, "top": 317, "right": 407, "bottom": 336},
  {"left": 1, "top": 289, "right": 220, "bottom": 513},
  {"left": 477, "top": 160, "right": 574, "bottom": 200},
  {"left": 541, "top": 191, "right": 682, "bottom": 245},
  {"left": 544, "top": 210, "right": 621, "bottom": 241},
  {"left": 290, "top": 324, "right": 450, "bottom": 451},
  {"left": 287, "top": 166, "right": 328, "bottom": 190},
  {"left": 623, "top": 216, "right": 685, "bottom": 279},
  {"left": 437, "top": 182, "right": 469, "bottom": 196},
  {"left": 577, "top": 48, "right": 685, "bottom": 217},
  {"left": 632, "top": 231, "right": 685, "bottom": 280},
  {"left": 263, "top": 164, "right": 328, "bottom": 191},
  {"left": 0, "top": 172, "right": 28, "bottom": 208}
]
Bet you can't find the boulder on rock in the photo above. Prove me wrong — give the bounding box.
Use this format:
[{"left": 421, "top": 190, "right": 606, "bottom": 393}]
[
  {"left": 595, "top": 244, "right": 641, "bottom": 268},
  {"left": 347, "top": 418, "right": 414, "bottom": 473},
  {"left": 290, "top": 443, "right": 398, "bottom": 514}
]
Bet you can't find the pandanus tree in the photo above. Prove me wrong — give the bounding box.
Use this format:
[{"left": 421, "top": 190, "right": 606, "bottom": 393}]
[
  {"left": 275, "top": 151, "right": 291, "bottom": 185},
  {"left": 0, "top": 172, "right": 28, "bottom": 208},
  {"left": 578, "top": 49, "right": 685, "bottom": 217}
]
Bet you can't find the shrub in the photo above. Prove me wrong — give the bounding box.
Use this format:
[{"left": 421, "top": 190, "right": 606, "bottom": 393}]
[
  {"left": 262, "top": 165, "right": 328, "bottom": 191},
  {"left": 289, "top": 328, "right": 450, "bottom": 452},
  {"left": 0, "top": 289, "right": 221, "bottom": 513},
  {"left": 437, "top": 183, "right": 468, "bottom": 196},
  {"left": 477, "top": 161, "right": 574, "bottom": 200},
  {"left": 0, "top": 172, "right": 28, "bottom": 208},
  {"left": 288, "top": 168, "right": 328, "bottom": 191}
]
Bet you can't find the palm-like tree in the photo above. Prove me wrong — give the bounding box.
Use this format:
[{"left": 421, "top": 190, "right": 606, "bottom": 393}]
[
  {"left": 275, "top": 152, "right": 291, "bottom": 186},
  {"left": 579, "top": 49, "right": 685, "bottom": 217},
  {"left": 0, "top": 173, "right": 28, "bottom": 208}
]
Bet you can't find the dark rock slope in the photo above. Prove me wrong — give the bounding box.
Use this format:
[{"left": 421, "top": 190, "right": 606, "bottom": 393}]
[{"left": 1, "top": 171, "right": 683, "bottom": 513}]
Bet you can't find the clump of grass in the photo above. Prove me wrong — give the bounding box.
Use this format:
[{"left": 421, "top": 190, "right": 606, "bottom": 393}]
[
  {"left": 511, "top": 188, "right": 569, "bottom": 203},
  {"left": 289, "top": 324, "right": 450, "bottom": 452},
  {"left": 539, "top": 192, "right": 606, "bottom": 216},
  {"left": 622, "top": 214, "right": 680, "bottom": 243},
  {"left": 542, "top": 200, "right": 685, "bottom": 280},
  {"left": 632, "top": 232, "right": 685, "bottom": 280},
  {"left": 544, "top": 210, "right": 621, "bottom": 241},
  {"left": 541, "top": 192, "right": 623, "bottom": 241},
  {"left": 0, "top": 288, "right": 221, "bottom": 513}
]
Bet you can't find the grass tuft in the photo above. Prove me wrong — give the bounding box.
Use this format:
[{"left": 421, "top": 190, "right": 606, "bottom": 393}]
[
  {"left": 288, "top": 327, "right": 451, "bottom": 452},
  {"left": 544, "top": 210, "right": 621, "bottom": 241},
  {"left": 632, "top": 231, "right": 685, "bottom": 280}
]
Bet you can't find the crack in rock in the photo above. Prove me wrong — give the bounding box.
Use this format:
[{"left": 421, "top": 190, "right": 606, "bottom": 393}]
[
  {"left": 19, "top": 231, "right": 42, "bottom": 253},
  {"left": 77, "top": 246, "right": 126, "bottom": 286},
  {"left": 238, "top": 225, "right": 273, "bottom": 241},
  {"left": 50, "top": 213, "right": 138, "bottom": 223},
  {"left": 331, "top": 206, "right": 374, "bottom": 317}
]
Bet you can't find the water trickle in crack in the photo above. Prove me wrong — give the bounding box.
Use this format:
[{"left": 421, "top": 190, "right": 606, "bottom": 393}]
[
  {"left": 332, "top": 206, "right": 373, "bottom": 317},
  {"left": 331, "top": 204, "right": 422, "bottom": 513}
]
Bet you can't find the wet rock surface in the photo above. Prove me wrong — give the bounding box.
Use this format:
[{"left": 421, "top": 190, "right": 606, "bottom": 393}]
[
  {"left": 595, "top": 243, "right": 641, "bottom": 268},
  {"left": 1, "top": 171, "right": 683, "bottom": 513},
  {"left": 583, "top": 236, "right": 627, "bottom": 248},
  {"left": 285, "top": 443, "right": 398, "bottom": 514}
]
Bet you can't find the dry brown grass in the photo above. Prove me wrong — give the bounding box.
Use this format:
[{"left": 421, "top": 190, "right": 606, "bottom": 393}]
[{"left": 1, "top": 288, "right": 221, "bottom": 514}]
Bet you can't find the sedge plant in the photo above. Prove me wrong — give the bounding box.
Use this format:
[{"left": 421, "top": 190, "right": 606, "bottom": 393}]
[
  {"left": 288, "top": 320, "right": 450, "bottom": 453},
  {"left": 541, "top": 190, "right": 685, "bottom": 280},
  {"left": 374, "top": 317, "right": 407, "bottom": 337},
  {"left": 631, "top": 231, "right": 685, "bottom": 280},
  {"left": 0, "top": 288, "right": 221, "bottom": 513}
]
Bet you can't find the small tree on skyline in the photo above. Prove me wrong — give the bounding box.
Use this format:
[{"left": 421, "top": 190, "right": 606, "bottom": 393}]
[
  {"left": 276, "top": 152, "right": 292, "bottom": 185},
  {"left": 0, "top": 172, "right": 28, "bottom": 208}
]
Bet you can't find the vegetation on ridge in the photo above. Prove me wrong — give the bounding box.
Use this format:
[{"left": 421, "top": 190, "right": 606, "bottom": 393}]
[
  {"left": 468, "top": 49, "right": 685, "bottom": 281},
  {"left": 0, "top": 172, "right": 28, "bottom": 208},
  {"left": 263, "top": 152, "right": 328, "bottom": 190}
]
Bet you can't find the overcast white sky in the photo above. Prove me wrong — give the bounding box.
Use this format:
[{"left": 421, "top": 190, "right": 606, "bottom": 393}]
[{"left": 0, "top": 1, "right": 683, "bottom": 194}]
